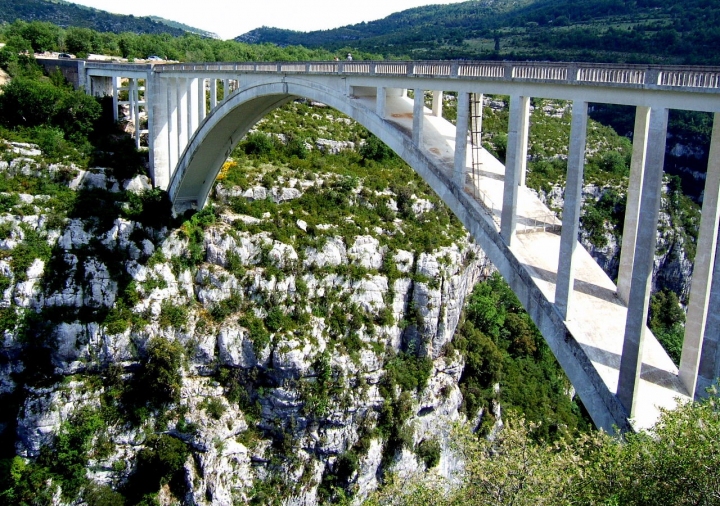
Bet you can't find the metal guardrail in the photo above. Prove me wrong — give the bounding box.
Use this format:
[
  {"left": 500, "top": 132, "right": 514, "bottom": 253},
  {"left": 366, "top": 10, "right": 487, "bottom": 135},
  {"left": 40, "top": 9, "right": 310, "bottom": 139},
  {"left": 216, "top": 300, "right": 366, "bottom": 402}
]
[{"left": 153, "top": 60, "right": 720, "bottom": 91}]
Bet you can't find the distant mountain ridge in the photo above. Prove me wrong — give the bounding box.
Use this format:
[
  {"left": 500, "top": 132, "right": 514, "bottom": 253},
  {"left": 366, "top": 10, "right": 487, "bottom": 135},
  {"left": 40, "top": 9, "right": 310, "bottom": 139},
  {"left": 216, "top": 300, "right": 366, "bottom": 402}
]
[
  {"left": 234, "top": 0, "right": 720, "bottom": 65},
  {"left": 0, "top": 0, "right": 206, "bottom": 37}
]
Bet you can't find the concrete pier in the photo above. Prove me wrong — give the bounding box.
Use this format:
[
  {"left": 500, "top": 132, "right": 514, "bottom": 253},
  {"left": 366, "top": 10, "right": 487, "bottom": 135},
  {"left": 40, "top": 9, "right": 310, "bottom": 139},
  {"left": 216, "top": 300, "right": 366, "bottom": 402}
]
[
  {"left": 556, "top": 101, "right": 588, "bottom": 320},
  {"left": 618, "top": 107, "right": 670, "bottom": 417},
  {"left": 500, "top": 95, "right": 530, "bottom": 245}
]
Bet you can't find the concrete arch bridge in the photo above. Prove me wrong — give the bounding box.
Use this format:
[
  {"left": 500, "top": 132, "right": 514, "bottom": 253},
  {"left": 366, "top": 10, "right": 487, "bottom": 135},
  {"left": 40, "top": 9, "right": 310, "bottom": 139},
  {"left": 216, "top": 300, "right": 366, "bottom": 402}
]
[{"left": 40, "top": 58, "right": 720, "bottom": 433}]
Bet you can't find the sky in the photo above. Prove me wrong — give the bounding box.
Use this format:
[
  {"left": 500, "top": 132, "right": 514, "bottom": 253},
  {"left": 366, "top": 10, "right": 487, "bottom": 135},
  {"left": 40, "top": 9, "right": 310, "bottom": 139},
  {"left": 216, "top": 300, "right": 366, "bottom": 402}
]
[{"left": 69, "top": 0, "right": 467, "bottom": 40}]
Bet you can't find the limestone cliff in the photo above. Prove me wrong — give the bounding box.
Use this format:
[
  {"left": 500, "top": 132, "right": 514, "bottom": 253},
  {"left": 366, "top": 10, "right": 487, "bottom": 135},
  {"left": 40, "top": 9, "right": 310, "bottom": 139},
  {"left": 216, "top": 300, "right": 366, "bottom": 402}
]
[{"left": 0, "top": 140, "right": 489, "bottom": 505}]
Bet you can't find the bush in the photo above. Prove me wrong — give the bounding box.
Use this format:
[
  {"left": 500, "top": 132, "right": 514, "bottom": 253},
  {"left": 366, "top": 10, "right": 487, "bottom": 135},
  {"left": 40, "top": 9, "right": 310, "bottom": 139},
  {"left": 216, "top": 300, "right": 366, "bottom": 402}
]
[
  {"left": 242, "top": 132, "right": 275, "bottom": 157},
  {"left": 124, "top": 434, "right": 189, "bottom": 503},
  {"left": 158, "top": 301, "right": 188, "bottom": 329},
  {"left": 0, "top": 77, "right": 101, "bottom": 144},
  {"left": 138, "top": 338, "right": 184, "bottom": 407},
  {"left": 202, "top": 398, "right": 227, "bottom": 420},
  {"left": 360, "top": 134, "right": 395, "bottom": 162},
  {"left": 416, "top": 439, "right": 441, "bottom": 468}
]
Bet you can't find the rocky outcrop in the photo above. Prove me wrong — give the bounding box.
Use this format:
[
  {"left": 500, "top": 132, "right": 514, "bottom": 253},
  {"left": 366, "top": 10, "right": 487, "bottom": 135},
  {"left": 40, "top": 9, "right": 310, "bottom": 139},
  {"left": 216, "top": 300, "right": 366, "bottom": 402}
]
[{"left": 2, "top": 147, "right": 491, "bottom": 505}]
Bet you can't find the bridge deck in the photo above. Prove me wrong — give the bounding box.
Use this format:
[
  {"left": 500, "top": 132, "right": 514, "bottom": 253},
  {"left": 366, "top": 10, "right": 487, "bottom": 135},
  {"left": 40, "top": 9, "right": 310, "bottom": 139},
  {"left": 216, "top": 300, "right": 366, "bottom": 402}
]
[{"left": 357, "top": 94, "right": 689, "bottom": 430}]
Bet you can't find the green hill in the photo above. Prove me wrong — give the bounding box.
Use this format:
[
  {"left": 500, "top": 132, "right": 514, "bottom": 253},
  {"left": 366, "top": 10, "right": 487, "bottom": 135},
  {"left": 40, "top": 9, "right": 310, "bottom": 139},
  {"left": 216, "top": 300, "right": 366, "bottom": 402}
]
[
  {"left": 234, "top": 0, "right": 720, "bottom": 65},
  {"left": 0, "top": 0, "right": 198, "bottom": 37}
]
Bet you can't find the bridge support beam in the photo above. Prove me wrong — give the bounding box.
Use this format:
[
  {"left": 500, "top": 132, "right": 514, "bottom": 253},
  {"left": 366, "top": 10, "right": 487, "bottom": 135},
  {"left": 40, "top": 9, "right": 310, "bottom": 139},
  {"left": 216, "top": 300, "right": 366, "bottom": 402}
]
[
  {"left": 681, "top": 112, "right": 720, "bottom": 396},
  {"left": 556, "top": 101, "right": 588, "bottom": 320},
  {"left": 210, "top": 79, "right": 218, "bottom": 109},
  {"left": 223, "top": 79, "right": 231, "bottom": 101},
  {"left": 177, "top": 78, "right": 189, "bottom": 157},
  {"left": 699, "top": 239, "right": 720, "bottom": 396},
  {"left": 432, "top": 90, "right": 443, "bottom": 117},
  {"left": 376, "top": 87, "right": 386, "bottom": 119},
  {"left": 150, "top": 75, "right": 170, "bottom": 189},
  {"left": 618, "top": 106, "right": 651, "bottom": 304},
  {"left": 198, "top": 78, "right": 206, "bottom": 122},
  {"left": 501, "top": 95, "right": 530, "bottom": 245},
  {"left": 413, "top": 89, "right": 424, "bottom": 147},
  {"left": 188, "top": 78, "right": 200, "bottom": 139},
  {"left": 136, "top": 79, "right": 142, "bottom": 149},
  {"left": 454, "top": 92, "right": 470, "bottom": 187},
  {"left": 618, "top": 107, "right": 669, "bottom": 417},
  {"left": 112, "top": 77, "right": 119, "bottom": 122},
  {"left": 168, "top": 78, "right": 179, "bottom": 173}
]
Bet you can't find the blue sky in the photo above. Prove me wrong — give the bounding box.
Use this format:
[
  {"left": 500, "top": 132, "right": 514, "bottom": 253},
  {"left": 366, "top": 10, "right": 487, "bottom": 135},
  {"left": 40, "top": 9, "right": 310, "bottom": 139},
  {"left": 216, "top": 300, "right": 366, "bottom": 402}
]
[{"left": 69, "top": 0, "right": 467, "bottom": 40}]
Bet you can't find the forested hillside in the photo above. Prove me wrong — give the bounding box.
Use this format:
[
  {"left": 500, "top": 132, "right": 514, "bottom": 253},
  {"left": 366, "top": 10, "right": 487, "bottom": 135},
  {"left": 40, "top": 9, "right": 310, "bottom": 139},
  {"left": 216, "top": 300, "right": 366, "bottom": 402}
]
[
  {"left": 0, "top": 0, "right": 192, "bottom": 36},
  {"left": 0, "top": 19, "right": 341, "bottom": 62},
  {"left": 237, "top": 0, "right": 720, "bottom": 65}
]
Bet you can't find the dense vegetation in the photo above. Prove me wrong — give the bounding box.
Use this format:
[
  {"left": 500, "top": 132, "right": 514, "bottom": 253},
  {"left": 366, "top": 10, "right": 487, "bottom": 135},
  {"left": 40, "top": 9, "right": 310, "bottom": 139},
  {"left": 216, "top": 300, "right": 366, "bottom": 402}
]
[
  {"left": 368, "top": 389, "right": 720, "bottom": 506},
  {"left": 0, "top": 19, "right": 364, "bottom": 62},
  {"left": 452, "top": 273, "right": 591, "bottom": 440},
  {"left": 239, "top": 0, "right": 720, "bottom": 65},
  {"left": 0, "top": 0, "right": 189, "bottom": 37}
]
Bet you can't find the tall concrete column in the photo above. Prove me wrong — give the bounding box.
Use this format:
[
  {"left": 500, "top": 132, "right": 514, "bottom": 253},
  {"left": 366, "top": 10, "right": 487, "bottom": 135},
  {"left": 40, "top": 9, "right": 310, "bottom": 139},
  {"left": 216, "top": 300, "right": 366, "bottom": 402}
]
[
  {"left": 618, "top": 106, "right": 651, "bottom": 304},
  {"left": 680, "top": 112, "right": 720, "bottom": 396},
  {"left": 223, "top": 78, "right": 230, "bottom": 101},
  {"left": 210, "top": 79, "right": 218, "bottom": 109},
  {"left": 431, "top": 91, "right": 443, "bottom": 117},
  {"left": 167, "top": 78, "right": 179, "bottom": 173},
  {"left": 131, "top": 79, "right": 141, "bottom": 150},
  {"left": 500, "top": 95, "right": 530, "bottom": 244},
  {"left": 412, "top": 88, "right": 424, "bottom": 147},
  {"left": 150, "top": 76, "right": 170, "bottom": 189},
  {"left": 555, "top": 101, "right": 588, "bottom": 320},
  {"left": 188, "top": 78, "right": 200, "bottom": 140},
  {"left": 112, "top": 77, "right": 119, "bottom": 122},
  {"left": 177, "top": 78, "right": 188, "bottom": 158},
  {"left": 699, "top": 241, "right": 720, "bottom": 395},
  {"left": 618, "top": 107, "right": 669, "bottom": 417},
  {"left": 376, "top": 87, "right": 386, "bottom": 119},
  {"left": 126, "top": 79, "right": 134, "bottom": 122},
  {"left": 517, "top": 98, "right": 529, "bottom": 187},
  {"left": 454, "top": 92, "right": 470, "bottom": 187},
  {"left": 144, "top": 73, "right": 154, "bottom": 167},
  {"left": 198, "top": 78, "right": 206, "bottom": 122}
]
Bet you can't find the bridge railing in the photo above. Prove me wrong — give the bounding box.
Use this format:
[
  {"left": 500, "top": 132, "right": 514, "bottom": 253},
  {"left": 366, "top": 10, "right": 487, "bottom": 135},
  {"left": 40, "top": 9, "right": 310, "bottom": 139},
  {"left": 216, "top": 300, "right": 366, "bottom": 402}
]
[{"left": 153, "top": 60, "right": 720, "bottom": 91}]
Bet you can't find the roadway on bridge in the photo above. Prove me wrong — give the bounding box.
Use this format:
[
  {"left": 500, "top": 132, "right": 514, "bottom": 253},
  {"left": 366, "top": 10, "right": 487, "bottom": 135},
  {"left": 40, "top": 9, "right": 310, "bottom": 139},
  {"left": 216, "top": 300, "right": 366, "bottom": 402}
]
[{"left": 355, "top": 93, "right": 689, "bottom": 430}]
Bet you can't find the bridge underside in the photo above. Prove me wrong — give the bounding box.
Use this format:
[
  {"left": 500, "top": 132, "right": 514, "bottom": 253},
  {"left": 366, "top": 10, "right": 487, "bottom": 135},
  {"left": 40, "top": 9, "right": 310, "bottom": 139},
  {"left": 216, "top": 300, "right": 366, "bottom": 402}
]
[{"left": 163, "top": 76, "right": 692, "bottom": 432}]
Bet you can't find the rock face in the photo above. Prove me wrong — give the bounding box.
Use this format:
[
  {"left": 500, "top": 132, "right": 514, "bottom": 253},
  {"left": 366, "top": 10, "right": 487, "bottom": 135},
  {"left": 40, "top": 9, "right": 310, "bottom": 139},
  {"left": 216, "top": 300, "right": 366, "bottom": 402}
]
[{"left": 0, "top": 146, "right": 491, "bottom": 505}]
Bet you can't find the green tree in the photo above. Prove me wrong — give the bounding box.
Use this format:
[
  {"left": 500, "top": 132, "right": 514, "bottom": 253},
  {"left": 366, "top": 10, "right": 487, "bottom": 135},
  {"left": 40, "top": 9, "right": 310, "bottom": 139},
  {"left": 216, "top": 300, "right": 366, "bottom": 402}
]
[
  {"left": 64, "top": 27, "right": 98, "bottom": 57},
  {"left": 649, "top": 289, "right": 686, "bottom": 365}
]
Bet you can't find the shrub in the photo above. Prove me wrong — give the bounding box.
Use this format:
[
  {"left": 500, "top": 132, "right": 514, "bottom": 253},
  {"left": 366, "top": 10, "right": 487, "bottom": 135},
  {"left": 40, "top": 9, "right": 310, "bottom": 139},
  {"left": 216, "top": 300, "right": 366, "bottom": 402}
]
[
  {"left": 242, "top": 132, "right": 275, "bottom": 157},
  {"left": 202, "top": 398, "right": 227, "bottom": 420},
  {"left": 158, "top": 301, "right": 188, "bottom": 329},
  {"left": 360, "top": 134, "right": 395, "bottom": 162},
  {"left": 416, "top": 439, "right": 441, "bottom": 468},
  {"left": 138, "top": 338, "right": 184, "bottom": 407},
  {"left": 124, "top": 434, "right": 189, "bottom": 503}
]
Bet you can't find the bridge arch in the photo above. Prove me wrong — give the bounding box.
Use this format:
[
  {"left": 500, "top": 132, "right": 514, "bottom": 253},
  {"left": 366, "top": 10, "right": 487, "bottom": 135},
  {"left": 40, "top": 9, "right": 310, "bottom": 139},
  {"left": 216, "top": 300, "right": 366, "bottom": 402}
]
[
  {"left": 170, "top": 77, "right": 435, "bottom": 210},
  {"left": 167, "top": 75, "right": 631, "bottom": 432}
]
